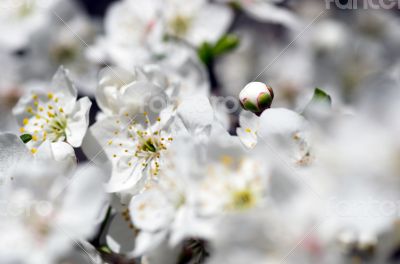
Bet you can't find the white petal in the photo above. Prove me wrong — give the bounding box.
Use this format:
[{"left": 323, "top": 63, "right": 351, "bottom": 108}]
[
  {"left": 236, "top": 111, "right": 259, "bottom": 149},
  {"left": 105, "top": 158, "right": 147, "bottom": 194},
  {"left": 133, "top": 231, "right": 167, "bottom": 257},
  {"left": 51, "top": 66, "right": 78, "bottom": 102},
  {"left": 0, "top": 133, "right": 31, "bottom": 183},
  {"left": 121, "top": 81, "right": 168, "bottom": 117},
  {"left": 242, "top": 2, "right": 299, "bottom": 28},
  {"left": 259, "top": 108, "right": 307, "bottom": 136},
  {"left": 65, "top": 97, "right": 92, "bottom": 147},
  {"left": 36, "top": 141, "right": 76, "bottom": 174},
  {"left": 187, "top": 4, "right": 233, "bottom": 46},
  {"left": 96, "top": 67, "right": 136, "bottom": 115},
  {"left": 56, "top": 164, "right": 108, "bottom": 238},
  {"left": 105, "top": 213, "right": 136, "bottom": 255},
  {"left": 130, "top": 189, "right": 174, "bottom": 232},
  {"left": 177, "top": 96, "right": 214, "bottom": 142},
  {"left": 258, "top": 108, "right": 309, "bottom": 163}
]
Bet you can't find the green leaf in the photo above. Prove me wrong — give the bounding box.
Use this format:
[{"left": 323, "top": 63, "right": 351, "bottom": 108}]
[
  {"left": 98, "top": 245, "right": 112, "bottom": 254},
  {"left": 197, "top": 34, "right": 240, "bottom": 66},
  {"left": 312, "top": 88, "right": 332, "bottom": 105},
  {"left": 20, "top": 134, "right": 32, "bottom": 144},
  {"left": 198, "top": 42, "right": 214, "bottom": 65},
  {"left": 302, "top": 88, "right": 332, "bottom": 117},
  {"left": 213, "top": 34, "right": 240, "bottom": 56}
]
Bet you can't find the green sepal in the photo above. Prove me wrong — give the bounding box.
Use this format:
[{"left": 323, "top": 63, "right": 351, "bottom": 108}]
[
  {"left": 312, "top": 88, "right": 332, "bottom": 105},
  {"left": 257, "top": 93, "right": 273, "bottom": 111},
  {"left": 20, "top": 134, "right": 32, "bottom": 144},
  {"left": 242, "top": 100, "right": 259, "bottom": 113}
]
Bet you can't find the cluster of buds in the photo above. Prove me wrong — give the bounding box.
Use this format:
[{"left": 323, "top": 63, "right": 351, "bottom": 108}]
[{"left": 239, "top": 82, "right": 274, "bottom": 115}]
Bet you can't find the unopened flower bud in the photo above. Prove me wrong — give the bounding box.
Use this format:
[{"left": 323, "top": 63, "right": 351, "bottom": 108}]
[{"left": 239, "top": 82, "right": 274, "bottom": 114}]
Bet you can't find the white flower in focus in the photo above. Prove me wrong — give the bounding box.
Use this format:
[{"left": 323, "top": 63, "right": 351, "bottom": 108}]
[
  {"left": 95, "top": 66, "right": 169, "bottom": 118},
  {"left": 89, "top": 110, "right": 176, "bottom": 194},
  {"left": 12, "top": 67, "right": 92, "bottom": 153}
]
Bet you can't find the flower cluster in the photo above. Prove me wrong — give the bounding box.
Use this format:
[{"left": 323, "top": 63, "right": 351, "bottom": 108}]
[{"left": 1, "top": 0, "right": 400, "bottom": 264}]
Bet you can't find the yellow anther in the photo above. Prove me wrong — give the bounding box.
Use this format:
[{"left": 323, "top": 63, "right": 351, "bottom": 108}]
[
  {"left": 23, "top": 118, "right": 29, "bottom": 125},
  {"left": 47, "top": 93, "right": 54, "bottom": 99},
  {"left": 245, "top": 128, "right": 252, "bottom": 133},
  {"left": 19, "top": 127, "right": 25, "bottom": 133},
  {"left": 59, "top": 108, "right": 64, "bottom": 113},
  {"left": 32, "top": 135, "right": 38, "bottom": 142},
  {"left": 107, "top": 140, "right": 113, "bottom": 145},
  {"left": 221, "top": 155, "right": 233, "bottom": 166},
  {"left": 31, "top": 148, "right": 37, "bottom": 154},
  {"left": 32, "top": 94, "right": 38, "bottom": 100}
]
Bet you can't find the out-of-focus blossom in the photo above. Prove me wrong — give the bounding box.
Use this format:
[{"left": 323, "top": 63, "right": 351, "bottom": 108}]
[
  {"left": 217, "top": 0, "right": 298, "bottom": 28},
  {"left": 25, "top": 15, "right": 100, "bottom": 95},
  {"left": 164, "top": 0, "right": 233, "bottom": 46},
  {"left": 0, "top": 140, "right": 107, "bottom": 264},
  {"left": 88, "top": 0, "right": 164, "bottom": 69},
  {"left": 0, "top": 0, "right": 62, "bottom": 51},
  {"left": 89, "top": 0, "right": 232, "bottom": 69}
]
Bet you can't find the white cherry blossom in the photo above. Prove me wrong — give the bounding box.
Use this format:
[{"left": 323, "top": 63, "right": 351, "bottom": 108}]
[{"left": 12, "top": 67, "right": 92, "bottom": 153}]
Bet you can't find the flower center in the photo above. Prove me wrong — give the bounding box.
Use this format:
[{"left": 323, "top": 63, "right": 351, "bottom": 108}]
[
  {"left": 111, "top": 113, "right": 173, "bottom": 177},
  {"left": 169, "top": 15, "right": 191, "bottom": 37},
  {"left": 20, "top": 92, "right": 68, "bottom": 153},
  {"left": 50, "top": 44, "right": 78, "bottom": 64},
  {"left": 230, "top": 189, "right": 256, "bottom": 211}
]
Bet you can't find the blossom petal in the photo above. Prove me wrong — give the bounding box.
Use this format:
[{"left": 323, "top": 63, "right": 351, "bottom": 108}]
[
  {"left": 65, "top": 97, "right": 92, "bottom": 148},
  {"left": 0, "top": 133, "right": 31, "bottom": 183}
]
